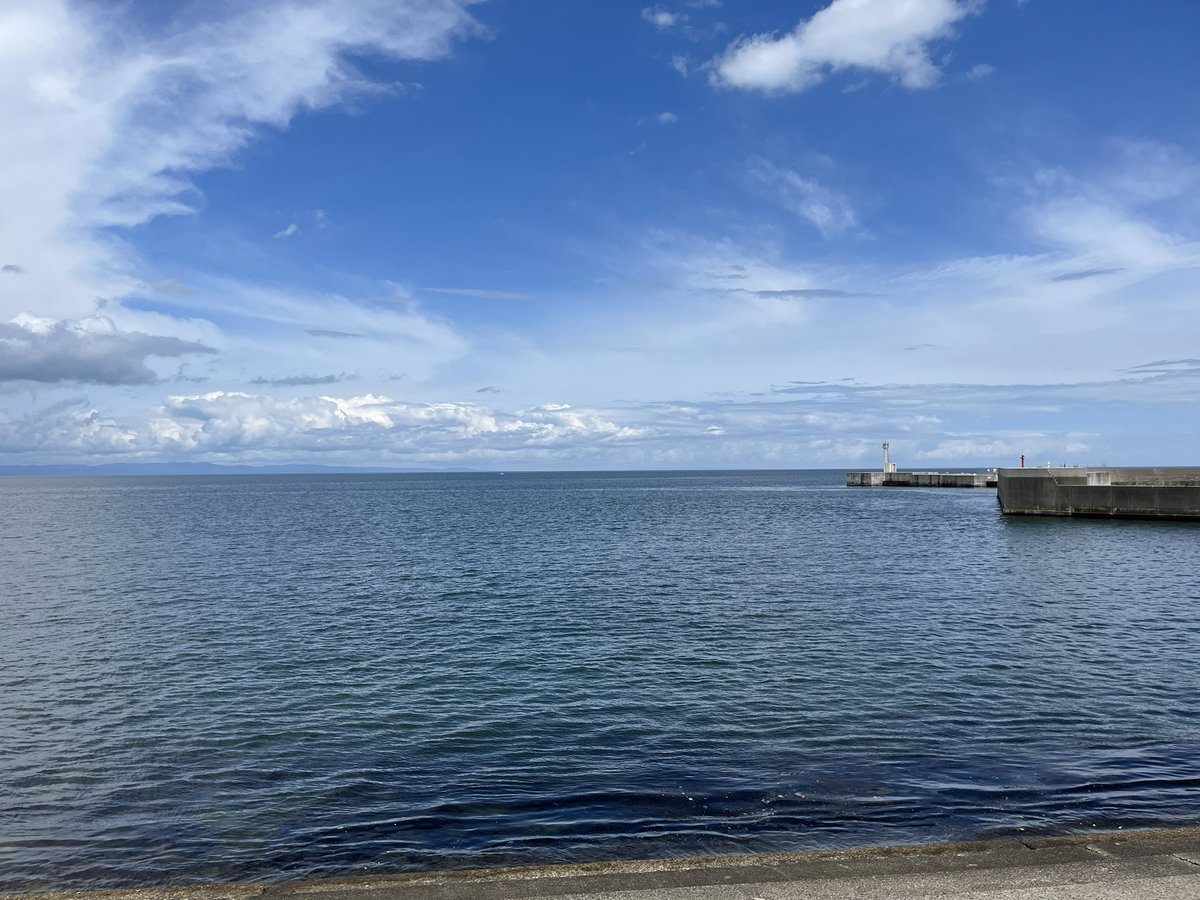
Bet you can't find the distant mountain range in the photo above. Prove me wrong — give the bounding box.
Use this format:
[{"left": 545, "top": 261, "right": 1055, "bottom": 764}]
[{"left": 0, "top": 463, "right": 480, "bottom": 476}]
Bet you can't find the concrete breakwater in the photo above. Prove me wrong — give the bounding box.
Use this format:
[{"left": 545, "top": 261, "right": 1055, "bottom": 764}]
[
  {"left": 846, "top": 470, "right": 997, "bottom": 488},
  {"left": 847, "top": 442, "right": 997, "bottom": 488},
  {"left": 997, "top": 467, "right": 1200, "bottom": 520}
]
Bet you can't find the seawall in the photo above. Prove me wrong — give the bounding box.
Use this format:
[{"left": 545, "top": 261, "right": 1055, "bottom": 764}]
[
  {"left": 847, "top": 471, "right": 996, "bottom": 488},
  {"left": 4, "top": 827, "right": 1199, "bottom": 900},
  {"left": 997, "top": 467, "right": 1200, "bottom": 520}
]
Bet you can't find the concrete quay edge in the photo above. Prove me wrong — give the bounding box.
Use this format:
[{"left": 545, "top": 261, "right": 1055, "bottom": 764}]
[{"left": 6, "top": 826, "right": 1200, "bottom": 900}]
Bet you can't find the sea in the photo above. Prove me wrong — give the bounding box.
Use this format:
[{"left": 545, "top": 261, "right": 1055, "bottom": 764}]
[{"left": 2, "top": 470, "right": 1199, "bottom": 891}]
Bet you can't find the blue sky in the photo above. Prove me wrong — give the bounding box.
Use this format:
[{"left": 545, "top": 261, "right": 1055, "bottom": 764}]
[{"left": 1, "top": 0, "right": 1198, "bottom": 468}]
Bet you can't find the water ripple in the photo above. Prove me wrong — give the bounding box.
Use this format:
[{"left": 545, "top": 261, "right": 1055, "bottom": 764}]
[{"left": 1, "top": 471, "right": 1199, "bottom": 890}]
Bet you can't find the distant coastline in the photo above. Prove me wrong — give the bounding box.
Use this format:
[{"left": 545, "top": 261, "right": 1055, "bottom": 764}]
[{"left": 0, "top": 463, "right": 481, "bottom": 477}]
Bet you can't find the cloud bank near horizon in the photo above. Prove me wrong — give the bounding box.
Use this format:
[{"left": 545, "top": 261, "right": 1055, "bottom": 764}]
[{"left": 5, "top": 354, "right": 1197, "bottom": 468}]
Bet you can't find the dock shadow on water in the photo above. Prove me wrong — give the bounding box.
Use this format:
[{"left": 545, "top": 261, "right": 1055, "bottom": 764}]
[{"left": 2, "top": 471, "right": 1199, "bottom": 890}]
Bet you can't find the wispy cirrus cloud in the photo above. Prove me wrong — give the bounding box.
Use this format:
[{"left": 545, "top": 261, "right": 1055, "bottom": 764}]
[
  {"left": 424, "top": 287, "right": 534, "bottom": 301},
  {"left": 145, "top": 280, "right": 470, "bottom": 383},
  {"left": 746, "top": 158, "right": 858, "bottom": 236},
  {"left": 741, "top": 288, "right": 856, "bottom": 299},
  {"left": 0, "top": 0, "right": 484, "bottom": 326},
  {"left": 305, "top": 329, "right": 365, "bottom": 339},
  {"left": 1048, "top": 267, "right": 1123, "bottom": 282},
  {"left": 601, "top": 140, "right": 1200, "bottom": 401}
]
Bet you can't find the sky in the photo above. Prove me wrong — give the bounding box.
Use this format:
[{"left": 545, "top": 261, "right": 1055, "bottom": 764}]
[{"left": 1, "top": 0, "right": 1198, "bottom": 470}]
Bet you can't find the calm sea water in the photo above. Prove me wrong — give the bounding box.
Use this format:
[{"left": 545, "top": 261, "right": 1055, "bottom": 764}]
[{"left": 2, "top": 470, "right": 1199, "bottom": 891}]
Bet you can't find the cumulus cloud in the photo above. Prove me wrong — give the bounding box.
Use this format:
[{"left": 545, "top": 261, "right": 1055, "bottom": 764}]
[
  {"left": 0, "top": 315, "right": 215, "bottom": 384},
  {"left": 0, "top": 391, "right": 719, "bottom": 465},
  {"left": 273, "top": 223, "right": 300, "bottom": 239},
  {"left": 0, "top": 392, "right": 646, "bottom": 462},
  {"left": 3, "top": 358, "right": 1199, "bottom": 466},
  {"left": 713, "top": 0, "right": 980, "bottom": 93}
]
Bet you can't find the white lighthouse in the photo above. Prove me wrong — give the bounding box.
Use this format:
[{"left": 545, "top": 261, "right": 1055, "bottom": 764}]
[{"left": 882, "top": 441, "right": 897, "bottom": 474}]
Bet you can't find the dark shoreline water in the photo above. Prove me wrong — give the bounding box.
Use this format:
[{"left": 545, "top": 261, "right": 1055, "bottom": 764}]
[{"left": 2, "top": 470, "right": 1199, "bottom": 891}]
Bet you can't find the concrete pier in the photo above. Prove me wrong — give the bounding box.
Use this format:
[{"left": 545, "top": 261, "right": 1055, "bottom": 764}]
[
  {"left": 6, "top": 827, "right": 1200, "bottom": 900},
  {"left": 847, "top": 442, "right": 996, "bottom": 488},
  {"left": 997, "top": 467, "right": 1200, "bottom": 520},
  {"left": 847, "top": 470, "right": 997, "bottom": 488}
]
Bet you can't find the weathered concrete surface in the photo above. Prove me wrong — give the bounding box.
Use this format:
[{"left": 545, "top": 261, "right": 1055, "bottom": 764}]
[
  {"left": 997, "top": 467, "right": 1200, "bottom": 520},
  {"left": 847, "top": 471, "right": 997, "bottom": 488},
  {"left": 7, "top": 827, "right": 1200, "bottom": 900}
]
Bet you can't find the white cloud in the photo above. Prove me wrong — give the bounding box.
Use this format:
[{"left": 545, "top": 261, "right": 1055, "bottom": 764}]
[
  {"left": 713, "top": 0, "right": 980, "bottom": 93},
  {"left": 747, "top": 159, "right": 858, "bottom": 236},
  {"left": 636, "top": 111, "right": 680, "bottom": 125},
  {"left": 0, "top": 0, "right": 485, "bottom": 440},
  {"left": 8, "top": 360, "right": 1196, "bottom": 467},
  {"left": 0, "top": 392, "right": 648, "bottom": 463},
  {"left": 149, "top": 280, "right": 472, "bottom": 388},
  {"left": 642, "top": 6, "right": 684, "bottom": 30},
  {"left": 610, "top": 140, "right": 1200, "bottom": 395},
  {"left": 0, "top": 314, "right": 214, "bottom": 384},
  {"left": 273, "top": 223, "right": 300, "bottom": 239},
  {"left": 967, "top": 62, "right": 994, "bottom": 79},
  {"left": 1031, "top": 199, "right": 1184, "bottom": 269},
  {"left": 1101, "top": 139, "right": 1200, "bottom": 206},
  {"left": 0, "top": 0, "right": 483, "bottom": 325},
  {"left": 424, "top": 287, "right": 533, "bottom": 301},
  {"left": 1019, "top": 140, "right": 1200, "bottom": 271}
]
